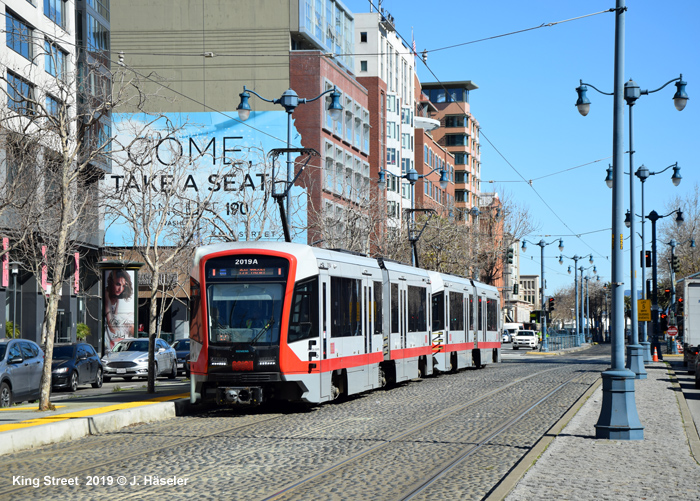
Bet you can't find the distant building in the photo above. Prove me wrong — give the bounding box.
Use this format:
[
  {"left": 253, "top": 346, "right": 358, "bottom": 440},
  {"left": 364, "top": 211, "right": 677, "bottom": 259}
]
[
  {"left": 520, "top": 274, "right": 541, "bottom": 310},
  {"left": 420, "top": 80, "right": 481, "bottom": 218}
]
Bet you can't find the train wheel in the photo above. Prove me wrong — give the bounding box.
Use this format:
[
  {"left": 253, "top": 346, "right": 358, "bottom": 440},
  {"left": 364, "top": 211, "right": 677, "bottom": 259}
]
[
  {"left": 331, "top": 371, "right": 346, "bottom": 400},
  {"left": 378, "top": 367, "right": 387, "bottom": 388},
  {"left": 473, "top": 350, "right": 482, "bottom": 369},
  {"left": 381, "top": 362, "right": 397, "bottom": 387}
]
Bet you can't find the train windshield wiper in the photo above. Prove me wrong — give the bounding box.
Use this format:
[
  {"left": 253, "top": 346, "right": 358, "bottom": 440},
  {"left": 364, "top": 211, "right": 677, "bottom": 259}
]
[{"left": 251, "top": 318, "right": 275, "bottom": 345}]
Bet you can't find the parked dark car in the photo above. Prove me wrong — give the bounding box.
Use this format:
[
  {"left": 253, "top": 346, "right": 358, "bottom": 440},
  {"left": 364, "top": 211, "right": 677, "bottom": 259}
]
[
  {"left": 51, "top": 343, "right": 103, "bottom": 391},
  {"left": 0, "top": 338, "right": 44, "bottom": 407},
  {"left": 171, "top": 339, "right": 190, "bottom": 377}
]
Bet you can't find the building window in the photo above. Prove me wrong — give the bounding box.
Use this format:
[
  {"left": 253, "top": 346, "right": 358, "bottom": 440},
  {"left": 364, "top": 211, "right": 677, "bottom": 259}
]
[
  {"left": 6, "top": 11, "right": 33, "bottom": 60},
  {"left": 455, "top": 171, "right": 469, "bottom": 184},
  {"left": 386, "top": 147, "right": 396, "bottom": 166},
  {"left": 87, "top": 0, "right": 110, "bottom": 21},
  {"left": 360, "top": 31, "right": 367, "bottom": 43},
  {"left": 7, "top": 72, "right": 35, "bottom": 115},
  {"left": 445, "top": 115, "right": 469, "bottom": 128},
  {"left": 46, "top": 95, "right": 61, "bottom": 117},
  {"left": 360, "top": 60, "right": 367, "bottom": 72},
  {"left": 86, "top": 14, "right": 109, "bottom": 52},
  {"left": 445, "top": 134, "right": 469, "bottom": 147},
  {"left": 45, "top": 40, "right": 67, "bottom": 80},
  {"left": 44, "top": 0, "right": 66, "bottom": 28}
]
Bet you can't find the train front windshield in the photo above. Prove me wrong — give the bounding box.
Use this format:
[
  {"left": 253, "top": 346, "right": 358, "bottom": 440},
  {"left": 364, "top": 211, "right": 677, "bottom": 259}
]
[
  {"left": 204, "top": 256, "right": 289, "bottom": 348},
  {"left": 207, "top": 283, "right": 284, "bottom": 345}
]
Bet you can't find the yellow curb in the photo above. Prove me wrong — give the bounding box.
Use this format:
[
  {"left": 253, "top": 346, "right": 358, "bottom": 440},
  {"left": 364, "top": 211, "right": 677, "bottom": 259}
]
[
  {"left": 0, "top": 393, "right": 188, "bottom": 433},
  {"left": 0, "top": 405, "right": 66, "bottom": 412}
]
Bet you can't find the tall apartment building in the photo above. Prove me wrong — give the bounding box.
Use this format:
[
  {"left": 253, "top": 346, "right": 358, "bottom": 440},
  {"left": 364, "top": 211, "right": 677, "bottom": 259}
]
[
  {"left": 414, "top": 76, "right": 454, "bottom": 216},
  {"left": 420, "top": 81, "right": 481, "bottom": 217},
  {"left": 354, "top": 10, "right": 415, "bottom": 226},
  {"left": 0, "top": 0, "right": 108, "bottom": 344}
]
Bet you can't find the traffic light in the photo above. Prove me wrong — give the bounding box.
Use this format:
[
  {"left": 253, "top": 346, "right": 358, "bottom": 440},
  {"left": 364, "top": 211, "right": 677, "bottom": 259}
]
[
  {"left": 672, "top": 255, "right": 680, "bottom": 273},
  {"left": 548, "top": 297, "right": 555, "bottom": 311},
  {"left": 640, "top": 250, "right": 651, "bottom": 268},
  {"left": 660, "top": 313, "right": 668, "bottom": 333},
  {"left": 506, "top": 248, "right": 514, "bottom": 264},
  {"left": 678, "top": 297, "right": 684, "bottom": 315}
]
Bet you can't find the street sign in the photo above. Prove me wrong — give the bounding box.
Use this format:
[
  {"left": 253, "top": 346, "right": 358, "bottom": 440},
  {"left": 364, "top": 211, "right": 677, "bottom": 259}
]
[
  {"left": 667, "top": 326, "right": 678, "bottom": 337},
  {"left": 637, "top": 299, "right": 652, "bottom": 321}
]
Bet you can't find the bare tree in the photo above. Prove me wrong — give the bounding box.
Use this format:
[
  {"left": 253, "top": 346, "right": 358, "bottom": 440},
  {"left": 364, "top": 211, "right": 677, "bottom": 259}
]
[
  {"left": 0, "top": 38, "right": 148, "bottom": 408},
  {"left": 659, "top": 183, "right": 700, "bottom": 279},
  {"left": 104, "top": 117, "right": 237, "bottom": 392},
  {"left": 304, "top": 166, "right": 386, "bottom": 255}
]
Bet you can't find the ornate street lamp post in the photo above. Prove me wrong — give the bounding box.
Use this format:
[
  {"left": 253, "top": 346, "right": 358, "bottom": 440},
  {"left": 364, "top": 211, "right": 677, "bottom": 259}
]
[
  {"left": 647, "top": 209, "right": 685, "bottom": 360},
  {"left": 378, "top": 166, "right": 448, "bottom": 267},
  {"left": 521, "top": 238, "right": 564, "bottom": 352},
  {"left": 576, "top": 0, "right": 644, "bottom": 440},
  {"left": 635, "top": 162, "right": 682, "bottom": 361},
  {"left": 237, "top": 85, "right": 343, "bottom": 214}
]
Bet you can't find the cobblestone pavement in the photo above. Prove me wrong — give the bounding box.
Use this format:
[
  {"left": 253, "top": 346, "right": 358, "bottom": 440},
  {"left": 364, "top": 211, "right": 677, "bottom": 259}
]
[
  {"left": 507, "top": 361, "right": 700, "bottom": 501},
  {"left": 0, "top": 348, "right": 609, "bottom": 501}
]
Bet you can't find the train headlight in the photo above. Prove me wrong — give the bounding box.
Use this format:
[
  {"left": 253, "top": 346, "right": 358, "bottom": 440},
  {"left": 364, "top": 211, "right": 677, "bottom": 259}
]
[
  {"left": 210, "top": 357, "right": 227, "bottom": 366},
  {"left": 258, "top": 359, "right": 276, "bottom": 366}
]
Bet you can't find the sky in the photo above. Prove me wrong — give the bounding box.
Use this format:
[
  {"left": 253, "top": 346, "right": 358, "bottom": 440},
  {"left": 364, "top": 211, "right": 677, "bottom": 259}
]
[{"left": 342, "top": 0, "right": 700, "bottom": 294}]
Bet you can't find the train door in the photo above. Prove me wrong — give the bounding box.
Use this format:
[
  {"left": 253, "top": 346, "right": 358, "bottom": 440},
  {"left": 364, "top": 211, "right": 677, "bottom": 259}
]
[
  {"left": 478, "top": 294, "right": 486, "bottom": 344},
  {"left": 320, "top": 274, "right": 331, "bottom": 400},
  {"left": 364, "top": 280, "right": 378, "bottom": 389},
  {"left": 468, "top": 293, "right": 475, "bottom": 348}
]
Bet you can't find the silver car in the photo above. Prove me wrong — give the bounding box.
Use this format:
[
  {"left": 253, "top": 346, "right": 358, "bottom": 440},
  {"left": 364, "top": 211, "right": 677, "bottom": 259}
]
[
  {"left": 0, "top": 338, "right": 44, "bottom": 407},
  {"left": 101, "top": 338, "right": 177, "bottom": 382}
]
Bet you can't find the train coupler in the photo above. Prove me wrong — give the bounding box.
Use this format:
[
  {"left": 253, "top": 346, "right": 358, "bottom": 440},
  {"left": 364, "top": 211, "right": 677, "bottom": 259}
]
[{"left": 216, "top": 386, "right": 263, "bottom": 405}]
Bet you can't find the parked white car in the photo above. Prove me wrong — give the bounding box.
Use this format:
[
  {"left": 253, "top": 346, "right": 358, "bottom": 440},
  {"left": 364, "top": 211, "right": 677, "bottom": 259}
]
[
  {"left": 102, "top": 338, "right": 177, "bottom": 382},
  {"left": 513, "top": 330, "right": 539, "bottom": 350}
]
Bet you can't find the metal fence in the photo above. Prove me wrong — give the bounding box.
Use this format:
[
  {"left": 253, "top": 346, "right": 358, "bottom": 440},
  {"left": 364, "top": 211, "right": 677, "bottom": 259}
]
[{"left": 543, "top": 331, "right": 579, "bottom": 351}]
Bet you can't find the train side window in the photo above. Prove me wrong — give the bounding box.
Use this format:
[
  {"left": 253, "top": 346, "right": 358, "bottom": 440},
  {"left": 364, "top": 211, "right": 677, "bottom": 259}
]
[
  {"left": 478, "top": 296, "right": 483, "bottom": 330},
  {"left": 373, "top": 281, "right": 382, "bottom": 335},
  {"left": 189, "top": 278, "right": 200, "bottom": 328},
  {"left": 323, "top": 282, "right": 327, "bottom": 333},
  {"left": 469, "top": 295, "right": 475, "bottom": 330},
  {"left": 487, "top": 298, "right": 498, "bottom": 331},
  {"left": 449, "top": 291, "right": 464, "bottom": 331},
  {"left": 391, "top": 283, "right": 399, "bottom": 333},
  {"left": 288, "top": 278, "right": 319, "bottom": 343},
  {"left": 432, "top": 292, "right": 444, "bottom": 331},
  {"left": 407, "top": 285, "right": 427, "bottom": 333},
  {"left": 331, "top": 276, "right": 361, "bottom": 338}
]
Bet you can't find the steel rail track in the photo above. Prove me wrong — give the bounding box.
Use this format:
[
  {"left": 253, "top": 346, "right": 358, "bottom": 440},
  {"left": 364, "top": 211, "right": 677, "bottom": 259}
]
[
  {"left": 259, "top": 366, "right": 570, "bottom": 501},
  {"left": 398, "top": 372, "right": 587, "bottom": 500}
]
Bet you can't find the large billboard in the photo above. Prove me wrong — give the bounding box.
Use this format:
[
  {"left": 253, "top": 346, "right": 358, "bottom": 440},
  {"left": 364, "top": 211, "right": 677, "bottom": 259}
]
[
  {"left": 103, "top": 269, "right": 136, "bottom": 349},
  {"left": 106, "top": 111, "right": 308, "bottom": 246}
]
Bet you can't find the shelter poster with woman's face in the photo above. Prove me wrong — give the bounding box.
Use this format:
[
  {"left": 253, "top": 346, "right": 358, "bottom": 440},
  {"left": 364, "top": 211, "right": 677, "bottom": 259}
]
[{"left": 103, "top": 269, "right": 136, "bottom": 349}]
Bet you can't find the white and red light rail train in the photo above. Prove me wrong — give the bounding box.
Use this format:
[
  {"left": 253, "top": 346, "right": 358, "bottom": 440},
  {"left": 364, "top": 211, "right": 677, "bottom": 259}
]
[{"left": 189, "top": 242, "right": 501, "bottom": 406}]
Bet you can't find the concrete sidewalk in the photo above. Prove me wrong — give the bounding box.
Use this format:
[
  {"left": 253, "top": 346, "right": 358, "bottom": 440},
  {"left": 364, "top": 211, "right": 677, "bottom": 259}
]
[
  {"left": 0, "top": 384, "right": 190, "bottom": 456},
  {"left": 501, "top": 361, "right": 700, "bottom": 500}
]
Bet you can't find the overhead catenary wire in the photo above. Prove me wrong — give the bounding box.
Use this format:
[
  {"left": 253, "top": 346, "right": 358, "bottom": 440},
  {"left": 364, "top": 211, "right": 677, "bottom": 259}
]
[{"left": 368, "top": 1, "right": 612, "bottom": 260}]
